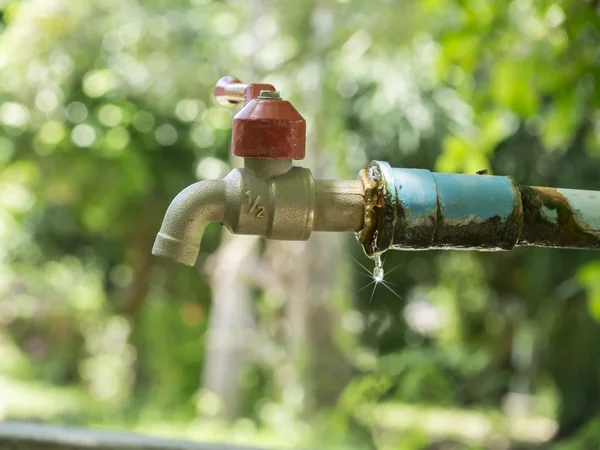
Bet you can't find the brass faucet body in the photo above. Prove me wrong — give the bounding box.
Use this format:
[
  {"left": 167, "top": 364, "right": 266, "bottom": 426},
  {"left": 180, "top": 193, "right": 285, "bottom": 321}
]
[{"left": 152, "top": 159, "right": 364, "bottom": 266}]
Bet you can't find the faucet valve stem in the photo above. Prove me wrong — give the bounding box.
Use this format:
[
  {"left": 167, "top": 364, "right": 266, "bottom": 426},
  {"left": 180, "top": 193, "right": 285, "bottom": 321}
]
[{"left": 257, "top": 90, "right": 281, "bottom": 100}]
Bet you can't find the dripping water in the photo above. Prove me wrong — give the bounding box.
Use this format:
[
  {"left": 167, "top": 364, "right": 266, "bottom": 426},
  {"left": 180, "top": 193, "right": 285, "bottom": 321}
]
[
  {"left": 352, "top": 251, "right": 403, "bottom": 304},
  {"left": 373, "top": 253, "right": 384, "bottom": 282}
]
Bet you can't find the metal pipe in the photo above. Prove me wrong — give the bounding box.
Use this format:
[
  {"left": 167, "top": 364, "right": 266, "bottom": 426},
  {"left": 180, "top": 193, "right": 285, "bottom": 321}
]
[
  {"left": 152, "top": 180, "right": 226, "bottom": 266},
  {"left": 357, "top": 161, "right": 600, "bottom": 256},
  {"left": 314, "top": 180, "right": 364, "bottom": 232}
]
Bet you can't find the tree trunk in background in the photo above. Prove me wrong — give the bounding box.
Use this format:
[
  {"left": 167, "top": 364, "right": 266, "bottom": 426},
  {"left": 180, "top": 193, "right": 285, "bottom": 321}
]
[
  {"left": 203, "top": 0, "right": 352, "bottom": 419},
  {"left": 271, "top": 3, "right": 353, "bottom": 413},
  {"left": 267, "top": 220, "right": 352, "bottom": 413},
  {"left": 293, "top": 234, "right": 353, "bottom": 408},
  {"left": 202, "top": 234, "right": 259, "bottom": 420},
  {"left": 200, "top": 0, "right": 266, "bottom": 421}
]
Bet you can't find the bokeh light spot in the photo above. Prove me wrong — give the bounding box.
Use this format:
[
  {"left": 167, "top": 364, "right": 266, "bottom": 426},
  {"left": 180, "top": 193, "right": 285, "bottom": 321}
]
[
  {"left": 98, "top": 104, "right": 123, "bottom": 127},
  {"left": 132, "top": 111, "right": 155, "bottom": 132},
  {"left": 35, "top": 90, "right": 59, "bottom": 113},
  {"left": 180, "top": 302, "right": 205, "bottom": 326},
  {"left": 195, "top": 156, "right": 229, "bottom": 180},
  {"left": 0, "top": 102, "right": 30, "bottom": 127},
  {"left": 71, "top": 124, "right": 96, "bottom": 147},
  {"left": 175, "top": 99, "right": 204, "bottom": 122},
  {"left": 105, "top": 127, "right": 130, "bottom": 150},
  {"left": 0, "top": 183, "right": 35, "bottom": 212},
  {"left": 83, "top": 70, "right": 116, "bottom": 98},
  {"left": 39, "top": 120, "right": 66, "bottom": 146},
  {"left": 65, "top": 102, "right": 88, "bottom": 123},
  {"left": 109, "top": 264, "right": 133, "bottom": 288},
  {"left": 155, "top": 124, "right": 177, "bottom": 146},
  {"left": 191, "top": 124, "right": 215, "bottom": 148}
]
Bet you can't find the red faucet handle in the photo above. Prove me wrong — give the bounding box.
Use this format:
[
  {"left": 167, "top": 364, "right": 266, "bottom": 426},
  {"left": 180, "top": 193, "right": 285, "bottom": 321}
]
[
  {"left": 232, "top": 90, "right": 306, "bottom": 159},
  {"left": 214, "top": 76, "right": 276, "bottom": 106}
]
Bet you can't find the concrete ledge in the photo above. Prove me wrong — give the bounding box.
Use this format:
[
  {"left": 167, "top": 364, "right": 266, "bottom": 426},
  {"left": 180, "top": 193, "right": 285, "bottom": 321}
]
[{"left": 0, "top": 422, "right": 267, "bottom": 450}]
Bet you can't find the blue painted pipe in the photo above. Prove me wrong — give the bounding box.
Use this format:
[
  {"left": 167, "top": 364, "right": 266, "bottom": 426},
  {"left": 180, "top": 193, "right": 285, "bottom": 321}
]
[{"left": 359, "top": 161, "right": 600, "bottom": 255}]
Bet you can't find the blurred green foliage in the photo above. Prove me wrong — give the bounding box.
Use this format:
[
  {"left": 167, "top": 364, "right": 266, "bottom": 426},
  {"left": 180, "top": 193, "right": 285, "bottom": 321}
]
[{"left": 1, "top": 0, "right": 600, "bottom": 449}]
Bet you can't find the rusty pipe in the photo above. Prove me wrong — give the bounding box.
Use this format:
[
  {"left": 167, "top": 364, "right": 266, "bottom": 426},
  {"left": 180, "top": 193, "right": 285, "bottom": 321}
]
[
  {"left": 519, "top": 186, "right": 600, "bottom": 249},
  {"left": 357, "top": 161, "right": 600, "bottom": 256}
]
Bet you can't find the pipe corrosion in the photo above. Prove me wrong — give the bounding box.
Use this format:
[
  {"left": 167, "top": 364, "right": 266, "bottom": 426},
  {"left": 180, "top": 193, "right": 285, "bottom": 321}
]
[
  {"left": 357, "top": 161, "right": 600, "bottom": 255},
  {"left": 518, "top": 186, "right": 600, "bottom": 249},
  {"left": 357, "top": 161, "right": 523, "bottom": 255}
]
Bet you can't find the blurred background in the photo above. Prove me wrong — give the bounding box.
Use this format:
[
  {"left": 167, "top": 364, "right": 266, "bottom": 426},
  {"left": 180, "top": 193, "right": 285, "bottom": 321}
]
[{"left": 0, "top": 0, "right": 600, "bottom": 448}]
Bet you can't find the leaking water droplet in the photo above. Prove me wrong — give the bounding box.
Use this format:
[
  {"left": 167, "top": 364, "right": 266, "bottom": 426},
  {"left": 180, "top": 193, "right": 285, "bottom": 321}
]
[{"left": 373, "top": 253, "right": 384, "bottom": 282}]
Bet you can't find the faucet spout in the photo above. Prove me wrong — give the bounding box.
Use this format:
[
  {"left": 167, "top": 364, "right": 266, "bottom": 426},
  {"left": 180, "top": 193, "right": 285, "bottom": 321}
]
[{"left": 152, "top": 180, "right": 226, "bottom": 266}]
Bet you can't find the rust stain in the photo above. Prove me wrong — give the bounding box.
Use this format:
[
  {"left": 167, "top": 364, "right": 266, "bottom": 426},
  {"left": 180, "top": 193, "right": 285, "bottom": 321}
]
[
  {"left": 518, "top": 186, "right": 600, "bottom": 248},
  {"left": 433, "top": 214, "right": 518, "bottom": 250},
  {"left": 356, "top": 165, "right": 384, "bottom": 256},
  {"left": 432, "top": 176, "right": 523, "bottom": 250}
]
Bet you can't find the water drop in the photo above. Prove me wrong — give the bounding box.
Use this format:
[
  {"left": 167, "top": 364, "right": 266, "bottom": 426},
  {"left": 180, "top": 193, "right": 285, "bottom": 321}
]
[{"left": 373, "top": 253, "right": 384, "bottom": 282}]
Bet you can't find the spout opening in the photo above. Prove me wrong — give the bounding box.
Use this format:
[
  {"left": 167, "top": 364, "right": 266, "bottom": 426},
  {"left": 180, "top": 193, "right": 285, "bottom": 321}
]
[
  {"left": 152, "top": 233, "right": 201, "bottom": 266},
  {"left": 152, "top": 180, "right": 226, "bottom": 266}
]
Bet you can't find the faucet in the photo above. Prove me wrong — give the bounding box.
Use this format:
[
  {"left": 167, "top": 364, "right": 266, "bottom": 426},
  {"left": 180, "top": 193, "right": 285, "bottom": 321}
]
[
  {"left": 152, "top": 76, "right": 600, "bottom": 266},
  {"left": 152, "top": 76, "right": 364, "bottom": 266}
]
